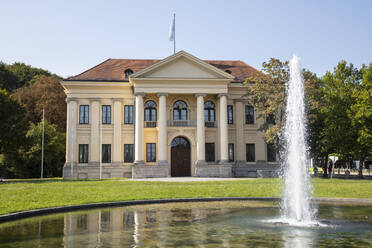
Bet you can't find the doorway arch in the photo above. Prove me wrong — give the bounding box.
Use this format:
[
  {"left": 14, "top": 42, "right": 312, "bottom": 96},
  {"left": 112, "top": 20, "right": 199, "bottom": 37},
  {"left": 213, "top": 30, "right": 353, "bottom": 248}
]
[{"left": 171, "top": 136, "right": 191, "bottom": 177}]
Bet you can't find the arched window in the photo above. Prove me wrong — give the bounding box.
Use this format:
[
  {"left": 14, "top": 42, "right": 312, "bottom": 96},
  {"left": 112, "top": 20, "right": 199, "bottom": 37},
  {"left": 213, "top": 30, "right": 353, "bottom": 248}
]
[
  {"left": 124, "top": 69, "right": 133, "bottom": 78},
  {"left": 204, "top": 101, "right": 215, "bottom": 122},
  {"left": 144, "top": 100, "right": 157, "bottom": 121},
  {"left": 173, "top": 100, "right": 188, "bottom": 120}
]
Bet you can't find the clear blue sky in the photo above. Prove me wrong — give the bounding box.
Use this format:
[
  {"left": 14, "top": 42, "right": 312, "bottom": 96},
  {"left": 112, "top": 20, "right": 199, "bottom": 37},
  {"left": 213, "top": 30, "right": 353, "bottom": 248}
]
[{"left": 1, "top": 0, "right": 371, "bottom": 78}]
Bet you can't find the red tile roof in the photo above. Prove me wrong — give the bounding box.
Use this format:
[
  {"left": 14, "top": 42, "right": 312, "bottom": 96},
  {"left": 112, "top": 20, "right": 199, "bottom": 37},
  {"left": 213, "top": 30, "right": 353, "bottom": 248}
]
[{"left": 66, "top": 58, "right": 259, "bottom": 83}]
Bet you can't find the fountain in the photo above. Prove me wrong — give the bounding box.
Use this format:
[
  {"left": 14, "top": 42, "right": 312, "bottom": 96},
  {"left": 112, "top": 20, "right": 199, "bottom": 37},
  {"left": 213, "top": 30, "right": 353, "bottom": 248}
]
[{"left": 280, "top": 54, "right": 317, "bottom": 226}]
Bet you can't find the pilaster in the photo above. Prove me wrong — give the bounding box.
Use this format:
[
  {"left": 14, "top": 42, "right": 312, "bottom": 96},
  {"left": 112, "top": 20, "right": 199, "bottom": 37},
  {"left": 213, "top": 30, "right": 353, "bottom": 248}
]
[
  {"left": 113, "top": 98, "right": 123, "bottom": 163},
  {"left": 134, "top": 92, "right": 145, "bottom": 164},
  {"left": 195, "top": 93, "right": 206, "bottom": 165},
  {"left": 157, "top": 93, "right": 168, "bottom": 166}
]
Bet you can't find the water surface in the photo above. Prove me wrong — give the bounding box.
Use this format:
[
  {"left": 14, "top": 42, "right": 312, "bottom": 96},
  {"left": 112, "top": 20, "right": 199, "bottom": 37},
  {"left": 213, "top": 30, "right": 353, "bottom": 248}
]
[{"left": 0, "top": 201, "right": 371, "bottom": 247}]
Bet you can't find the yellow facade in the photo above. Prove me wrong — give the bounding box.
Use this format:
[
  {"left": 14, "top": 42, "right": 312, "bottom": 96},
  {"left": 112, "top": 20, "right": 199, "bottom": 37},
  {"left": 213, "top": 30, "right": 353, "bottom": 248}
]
[{"left": 61, "top": 51, "right": 278, "bottom": 179}]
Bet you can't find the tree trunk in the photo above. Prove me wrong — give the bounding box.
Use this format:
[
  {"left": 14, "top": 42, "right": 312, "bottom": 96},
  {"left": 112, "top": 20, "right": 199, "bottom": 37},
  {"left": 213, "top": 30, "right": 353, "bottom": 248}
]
[
  {"left": 359, "top": 157, "right": 364, "bottom": 179},
  {"left": 323, "top": 154, "right": 328, "bottom": 178}
]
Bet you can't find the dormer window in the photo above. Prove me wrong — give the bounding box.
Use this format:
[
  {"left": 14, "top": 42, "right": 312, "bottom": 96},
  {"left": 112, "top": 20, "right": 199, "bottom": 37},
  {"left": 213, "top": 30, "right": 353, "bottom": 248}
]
[
  {"left": 225, "top": 70, "right": 232, "bottom": 74},
  {"left": 124, "top": 69, "right": 133, "bottom": 78}
]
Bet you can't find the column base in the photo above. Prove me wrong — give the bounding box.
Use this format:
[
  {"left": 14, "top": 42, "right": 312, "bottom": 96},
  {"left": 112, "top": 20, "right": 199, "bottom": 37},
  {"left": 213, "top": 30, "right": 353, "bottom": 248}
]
[
  {"left": 134, "top": 160, "right": 145, "bottom": 165},
  {"left": 64, "top": 162, "right": 77, "bottom": 167},
  {"left": 111, "top": 162, "right": 124, "bottom": 166},
  {"left": 235, "top": 160, "right": 247, "bottom": 166},
  {"left": 218, "top": 160, "right": 229, "bottom": 165},
  {"left": 157, "top": 160, "right": 169, "bottom": 166},
  {"left": 195, "top": 160, "right": 207, "bottom": 166},
  {"left": 88, "top": 161, "right": 100, "bottom": 166}
]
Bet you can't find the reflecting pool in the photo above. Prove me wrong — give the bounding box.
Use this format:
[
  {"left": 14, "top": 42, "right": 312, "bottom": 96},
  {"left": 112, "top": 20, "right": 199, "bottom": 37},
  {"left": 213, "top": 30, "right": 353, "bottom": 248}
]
[{"left": 0, "top": 201, "right": 371, "bottom": 247}]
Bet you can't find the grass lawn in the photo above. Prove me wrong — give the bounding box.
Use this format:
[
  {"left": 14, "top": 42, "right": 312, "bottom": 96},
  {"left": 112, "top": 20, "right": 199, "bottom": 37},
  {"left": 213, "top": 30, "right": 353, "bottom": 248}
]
[{"left": 0, "top": 178, "right": 371, "bottom": 215}]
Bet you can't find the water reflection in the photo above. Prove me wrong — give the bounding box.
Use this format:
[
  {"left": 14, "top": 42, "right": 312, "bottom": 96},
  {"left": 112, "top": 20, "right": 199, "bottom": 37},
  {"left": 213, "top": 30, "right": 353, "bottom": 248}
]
[
  {"left": 0, "top": 202, "right": 371, "bottom": 248},
  {"left": 282, "top": 228, "right": 313, "bottom": 248}
]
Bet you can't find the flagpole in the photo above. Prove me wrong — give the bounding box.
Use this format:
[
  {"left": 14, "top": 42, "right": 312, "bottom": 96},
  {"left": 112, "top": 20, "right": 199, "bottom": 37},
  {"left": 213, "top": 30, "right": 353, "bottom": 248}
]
[
  {"left": 173, "top": 13, "right": 176, "bottom": 54},
  {"left": 40, "top": 108, "right": 45, "bottom": 179}
]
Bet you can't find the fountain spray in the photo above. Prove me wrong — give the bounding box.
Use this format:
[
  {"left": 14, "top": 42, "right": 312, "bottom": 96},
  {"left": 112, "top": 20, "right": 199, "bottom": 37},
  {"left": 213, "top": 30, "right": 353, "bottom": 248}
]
[{"left": 281, "top": 55, "right": 316, "bottom": 225}]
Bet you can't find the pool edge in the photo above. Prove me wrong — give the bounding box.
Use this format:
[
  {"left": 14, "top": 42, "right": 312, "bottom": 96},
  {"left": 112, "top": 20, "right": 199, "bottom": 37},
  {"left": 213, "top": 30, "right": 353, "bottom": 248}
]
[{"left": 1, "top": 197, "right": 371, "bottom": 224}]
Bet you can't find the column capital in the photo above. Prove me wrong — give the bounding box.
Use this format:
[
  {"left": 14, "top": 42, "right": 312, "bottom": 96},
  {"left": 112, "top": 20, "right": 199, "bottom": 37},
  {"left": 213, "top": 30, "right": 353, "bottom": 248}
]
[
  {"left": 217, "top": 93, "right": 229, "bottom": 98},
  {"left": 134, "top": 92, "right": 145, "bottom": 97},
  {"left": 157, "top": 92, "right": 168, "bottom": 97},
  {"left": 233, "top": 99, "right": 245, "bottom": 103},
  {"left": 66, "top": 97, "right": 78, "bottom": 103},
  {"left": 195, "top": 93, "right": 206, "bottom": 98},
  {"left": 88, "top": 97, "right": 101, "bottom": 103},
  {"left": 112, "top": 98, "right": 123, "bottom": 102}
]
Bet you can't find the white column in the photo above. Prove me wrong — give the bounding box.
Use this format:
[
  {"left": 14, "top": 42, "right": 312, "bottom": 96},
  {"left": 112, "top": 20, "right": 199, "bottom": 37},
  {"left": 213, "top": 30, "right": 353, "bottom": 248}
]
[
  {"left": 157, "top": 93, "right": 168, "bottom": 166},
  {"left": 235, "top": 100, "right": 245, "bottom": 163},
  {"left": 134, "top": 92, "right": 145, "bottom": 164},
  {"left": 113, "top": 98, "right": 122, "bottom": 164},
  {"left": 90, "top": 99, "right": 100, "bottom": 164},
  {"left": 195, "top": 93, "right": 206, "bottom": 165},
  {"left": 66, "top": 97, "right": 77, "bottom": 165},
  {"left": 218, "top": 94, "right": 228, "bottom": 163}
]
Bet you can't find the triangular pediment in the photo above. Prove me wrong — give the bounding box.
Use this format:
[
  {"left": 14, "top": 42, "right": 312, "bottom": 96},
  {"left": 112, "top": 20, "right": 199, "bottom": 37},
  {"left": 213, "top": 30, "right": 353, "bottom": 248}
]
[{"left": 130, "top": 51, "right": 235, "bottom": 80}]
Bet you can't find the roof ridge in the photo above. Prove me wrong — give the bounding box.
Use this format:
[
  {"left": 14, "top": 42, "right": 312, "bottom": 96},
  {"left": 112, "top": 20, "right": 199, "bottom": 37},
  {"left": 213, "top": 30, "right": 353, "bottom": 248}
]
[{"left": 67, "top": 58, "right": 111, "bottom": 80}]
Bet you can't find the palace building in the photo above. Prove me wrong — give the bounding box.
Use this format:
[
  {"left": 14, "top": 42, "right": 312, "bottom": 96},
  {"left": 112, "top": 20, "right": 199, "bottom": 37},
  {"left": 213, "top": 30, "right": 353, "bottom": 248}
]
[{"left": 61, "top": 51, "right": 278, "bottom": 179}]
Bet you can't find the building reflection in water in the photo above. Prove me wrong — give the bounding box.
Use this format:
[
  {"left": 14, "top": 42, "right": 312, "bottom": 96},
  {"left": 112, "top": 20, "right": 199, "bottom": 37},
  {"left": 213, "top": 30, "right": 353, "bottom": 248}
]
[
  {"left": 62, "top": 206, "right": 223, "bottom": 247},
  {"left": 1, "top": 203, "right": 370, "bottom": 247}
]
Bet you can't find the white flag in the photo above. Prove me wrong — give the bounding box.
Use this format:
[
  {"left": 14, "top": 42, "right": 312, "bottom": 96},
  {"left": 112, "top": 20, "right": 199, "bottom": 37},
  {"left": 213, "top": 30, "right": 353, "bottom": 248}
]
[{"left": 169, "top": 14, "right": 175, "bottom": 41}]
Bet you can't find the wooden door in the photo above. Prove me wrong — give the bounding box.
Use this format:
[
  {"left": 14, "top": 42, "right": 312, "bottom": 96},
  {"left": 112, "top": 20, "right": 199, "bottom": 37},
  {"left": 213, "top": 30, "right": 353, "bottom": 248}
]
[{"left": 171, "top": 137, "right": 191, "bottom": 177}]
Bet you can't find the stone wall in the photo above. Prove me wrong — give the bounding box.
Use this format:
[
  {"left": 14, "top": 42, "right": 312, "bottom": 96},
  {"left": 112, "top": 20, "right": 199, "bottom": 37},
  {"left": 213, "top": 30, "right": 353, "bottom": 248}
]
[
  {"left": 232, "top": 163, "right": 280, "bottom": 178},
  {"left": 132, "top": 164, "right": 169, "bottom": 178},
  {"left": 63, "top": 164, "right": 132, "bottom": 179},
  {"left": 63, "top": 162, "right": 280, "bottom": 179},
  {"left": 194, "top": 164, "right": 232, "bottom": 178}
]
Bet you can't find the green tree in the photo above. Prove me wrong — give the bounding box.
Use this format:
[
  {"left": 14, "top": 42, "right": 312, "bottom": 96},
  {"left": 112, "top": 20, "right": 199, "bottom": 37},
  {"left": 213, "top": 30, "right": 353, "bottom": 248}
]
[
  {"left": 348, "top": 63, "right": 372, "bottom": 177},
  {"left": 12, "top": 75, "right": 66, "bottom": 131},
  {"left": 5, "top": 62, "right": 52, "bottom": 87},
  {"left": 0, "top": 89, "right": 29, "bottom": 177},
  {"left": 244, "top": 58, "right": 322, "bottom": 155},
  {"left": 320, "top": 61, "right": 363, "bottom": 176},
  {"left": 0, "top": 63, "right": 19, "bottom": 91},
  {"left": 24, "top": 121, "right": 65, "bottom": 178},
  {"left": 244, "top": 59, "right": 288, "bottom": 148},
  {"left": 0, "top": 89, "right": 28, "bottom": 150}
]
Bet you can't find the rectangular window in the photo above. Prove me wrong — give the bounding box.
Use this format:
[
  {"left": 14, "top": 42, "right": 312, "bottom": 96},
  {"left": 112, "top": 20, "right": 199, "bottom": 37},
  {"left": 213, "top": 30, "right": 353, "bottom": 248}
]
[
  {"left": 266, "top": 114, "right": 276, "bottom": 125},
  {"left": 79, "top": 105, "right": 89, "bottom": 124},
  {"left": 227, "top": 105, "right": 233, "bottom": 124},
  {"left": 228, "top": 143, "right": 234, "bottom": 162},
  {"left": 245, "top": 105, "right": 254, "bottom": 124},
  {"left": 246, "top": 144, "right": 255, "bottom": 162},
  {"left": 146, "top": 143, "right": 156, "bottom": 162},
  {"left": 267, "top": 143, "right": 276, "bottom": 162},
  {"left": 124, "top": 105, "right": 133, "bottom": 124},
  {"left": 102, "top": 105, "right": 111, "bottom": 124},
  {"left": 102, "top": 144, "right": 111, "bottom": 163},
  {"left": 79, "top": 144, "right": 89, "bottom": 163},
  {"left": 205, "top": 143, "right": 215, "bottom": 162},
  {"left": 124, "top": 144, "right": 134, "bottom": 163}
]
